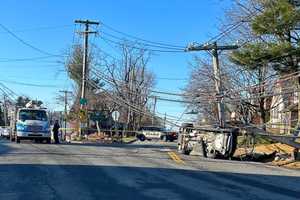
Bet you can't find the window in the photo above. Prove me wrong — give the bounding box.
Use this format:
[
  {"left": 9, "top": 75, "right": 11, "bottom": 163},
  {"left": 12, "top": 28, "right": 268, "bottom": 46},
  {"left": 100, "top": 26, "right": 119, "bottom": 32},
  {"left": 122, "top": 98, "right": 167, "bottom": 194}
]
[{"left": 19, "top": 110, "right": 48, "bottom": 121}]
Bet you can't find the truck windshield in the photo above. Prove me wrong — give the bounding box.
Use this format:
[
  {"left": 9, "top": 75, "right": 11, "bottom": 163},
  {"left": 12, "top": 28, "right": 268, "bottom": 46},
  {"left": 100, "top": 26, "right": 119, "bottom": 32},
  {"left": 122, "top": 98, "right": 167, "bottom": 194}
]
[{"left": 19, "top": 110, "right": 48, "bottom": 121}]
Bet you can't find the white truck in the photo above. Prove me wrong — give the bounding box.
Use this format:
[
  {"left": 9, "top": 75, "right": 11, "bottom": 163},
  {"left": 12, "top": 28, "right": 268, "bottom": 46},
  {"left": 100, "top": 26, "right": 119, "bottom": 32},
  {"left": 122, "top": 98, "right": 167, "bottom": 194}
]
[{"left": 10, "top": 102, "right": 51, "bottom": 143}]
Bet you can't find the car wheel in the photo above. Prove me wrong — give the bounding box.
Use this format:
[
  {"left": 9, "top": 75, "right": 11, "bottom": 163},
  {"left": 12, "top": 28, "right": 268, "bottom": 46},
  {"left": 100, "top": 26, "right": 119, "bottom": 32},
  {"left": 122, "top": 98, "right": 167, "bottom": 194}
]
[
  {"left": 183, "top": 149, "right": 191, "bottom": 155},
  {"left": 46, "top": 138, "right": 51, "bottom": 144},
  {"left": 16, "top": 137, "right": 20, "bottom": 143},
  {"left": 206, "top": 149, "right": 216, "bottom": 159},
  {"left": 139, "top": 134, "right": 146, "bottom": 141},
  {"left": 162, "top": 135, "right": 167, "bottom": 142}
]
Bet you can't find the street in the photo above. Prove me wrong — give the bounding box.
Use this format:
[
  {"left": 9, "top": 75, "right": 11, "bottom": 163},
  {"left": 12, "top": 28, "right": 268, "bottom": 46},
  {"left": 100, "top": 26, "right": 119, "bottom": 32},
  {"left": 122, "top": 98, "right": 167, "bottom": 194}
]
[{"left": 0, "top": 139, "right": 299, "bottom": 200}]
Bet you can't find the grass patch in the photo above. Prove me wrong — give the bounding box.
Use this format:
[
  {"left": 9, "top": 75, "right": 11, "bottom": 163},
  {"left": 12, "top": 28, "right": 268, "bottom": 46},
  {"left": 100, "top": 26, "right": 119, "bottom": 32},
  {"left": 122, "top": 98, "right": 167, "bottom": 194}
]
[{"left": 122, "top": 136, "right": 137, "bottom": 143}]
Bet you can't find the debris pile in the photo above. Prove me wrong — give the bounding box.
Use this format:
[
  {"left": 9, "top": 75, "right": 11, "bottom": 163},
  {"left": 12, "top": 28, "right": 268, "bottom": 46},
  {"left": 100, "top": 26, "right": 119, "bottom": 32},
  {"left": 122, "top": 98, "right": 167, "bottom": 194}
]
[{"left": 236, "top": 143, "right": 300, "bottom": 169}]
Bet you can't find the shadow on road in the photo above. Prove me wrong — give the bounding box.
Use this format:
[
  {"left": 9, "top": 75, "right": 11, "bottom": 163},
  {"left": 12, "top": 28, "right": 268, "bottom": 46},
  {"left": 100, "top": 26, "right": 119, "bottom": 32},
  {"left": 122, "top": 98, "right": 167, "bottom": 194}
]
[
  {"left": 0, "top": 163, "right": 299, "bottom": 200},
  {"left": 0, "top": 138, "right": 14, "bottom": 155}
]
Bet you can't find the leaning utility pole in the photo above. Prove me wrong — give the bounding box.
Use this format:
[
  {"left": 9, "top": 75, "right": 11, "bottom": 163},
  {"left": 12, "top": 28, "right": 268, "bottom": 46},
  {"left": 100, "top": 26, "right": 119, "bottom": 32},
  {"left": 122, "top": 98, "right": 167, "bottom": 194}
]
[
  {"left": 59, "top": 90, "right": 72, "bottom": 140},
  {"left": 186, "top": 42, "right": 238, "bottom": 127},
  {"left": 75, "top": 19, "right": 99, "bottom": 109}
]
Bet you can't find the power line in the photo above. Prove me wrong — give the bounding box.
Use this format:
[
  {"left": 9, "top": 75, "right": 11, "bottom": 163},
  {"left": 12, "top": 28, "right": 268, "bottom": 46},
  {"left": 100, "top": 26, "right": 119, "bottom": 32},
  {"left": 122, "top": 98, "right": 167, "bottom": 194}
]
[
  {"left": 101, "top": 21, "right": 186, "bottom": 49},
  {"left": 206, "top": 21, "right": 243, "bottom": 44},
  {"left": 0, "top": 83, "right": 20, "bottom": 97},
  {"left": 0, "top": 79, "right": 62, "bottom": 88},
  {"left": 156, "top": 77, "right": 188, "bottom": 81},
  {"left": 0, "top": 23, "right": 63, "bottom": 57},
  {"left": 0, "top": 55, "right": 65, "bottom": 62},
  {"left": 150, "top": 90, "right": 188, "bottom": 97},
  {"left": 101, "top": 31, "right": 185, "bottom": 51},
  {"left": 0, "top": 24, "right": 73, "bottom": 34},
  {"left": 100, "top": 36, "right": 185, "bottom": 53},
  {"left": 70, "top": 69, "right": 182, "bottom": 126},
  {"left": 87, "top": 68, "right": 184, "bottom": 126}
]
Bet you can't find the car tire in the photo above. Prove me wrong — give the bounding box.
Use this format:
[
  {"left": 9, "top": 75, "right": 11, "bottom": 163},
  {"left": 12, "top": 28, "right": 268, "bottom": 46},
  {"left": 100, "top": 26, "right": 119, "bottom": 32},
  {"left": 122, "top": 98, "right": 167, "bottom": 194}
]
[
  {"left": 139, "top": 134, "right": 146, "bottom": 142},
  {"left": 16, "top": 137, "right": 20, "bottom": 143},
  {"left": 46, "top": 138, "right": 51, "bottom": 144},
  {"left": 183, "top": 149, "right": 191, "bottom": 155},
  {"left": 206, "top": 149, "right": 216, "bottom": 159},
  {"left": 162, "top": 135, "right": 167, "bottom": 142}
]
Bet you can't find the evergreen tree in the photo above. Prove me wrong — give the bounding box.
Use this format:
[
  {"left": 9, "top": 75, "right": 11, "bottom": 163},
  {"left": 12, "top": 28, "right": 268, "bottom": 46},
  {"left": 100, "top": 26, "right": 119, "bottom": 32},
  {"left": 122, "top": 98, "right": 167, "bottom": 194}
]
[
  {"left": 231, "top": 0, "right": 300, "bottom": 74},
  {"left": 230, "top": 0, "right": 300, "bottom": 124}
]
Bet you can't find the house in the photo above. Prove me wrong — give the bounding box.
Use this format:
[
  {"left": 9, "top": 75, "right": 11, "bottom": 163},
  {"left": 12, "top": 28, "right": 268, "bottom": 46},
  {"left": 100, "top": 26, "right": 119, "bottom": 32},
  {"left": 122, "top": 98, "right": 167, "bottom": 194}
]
[{"left": 268, "top": 77, "right": 299, "bottom": 134}]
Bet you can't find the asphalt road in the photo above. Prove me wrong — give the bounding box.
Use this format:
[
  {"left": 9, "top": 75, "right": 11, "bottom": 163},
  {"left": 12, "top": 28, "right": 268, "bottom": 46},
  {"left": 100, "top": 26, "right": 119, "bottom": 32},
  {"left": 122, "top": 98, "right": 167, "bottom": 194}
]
[{"left": 0, "top": 138, "right": 299, "bottom": 200}]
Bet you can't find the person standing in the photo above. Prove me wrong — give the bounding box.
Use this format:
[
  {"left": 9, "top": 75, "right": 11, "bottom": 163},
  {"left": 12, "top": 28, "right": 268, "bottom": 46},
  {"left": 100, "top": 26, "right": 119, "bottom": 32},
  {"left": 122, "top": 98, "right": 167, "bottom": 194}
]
[{"left": 53, "top": 120, "right": 60, "bottom": 144}]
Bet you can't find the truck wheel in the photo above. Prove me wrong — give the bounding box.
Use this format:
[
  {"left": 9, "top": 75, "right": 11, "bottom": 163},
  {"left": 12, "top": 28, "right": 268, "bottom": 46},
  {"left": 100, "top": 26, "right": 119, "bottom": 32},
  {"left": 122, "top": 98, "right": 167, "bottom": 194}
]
[{"left": 16, "top": 137, "right": 20, "bottom": 143}]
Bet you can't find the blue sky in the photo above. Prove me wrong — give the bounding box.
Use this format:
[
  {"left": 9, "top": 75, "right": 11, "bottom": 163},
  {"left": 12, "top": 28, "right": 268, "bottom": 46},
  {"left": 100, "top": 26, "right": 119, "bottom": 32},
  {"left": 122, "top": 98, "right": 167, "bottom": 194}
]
[{"left": 0, "top": 0, "right": 232, "bottom": 123}]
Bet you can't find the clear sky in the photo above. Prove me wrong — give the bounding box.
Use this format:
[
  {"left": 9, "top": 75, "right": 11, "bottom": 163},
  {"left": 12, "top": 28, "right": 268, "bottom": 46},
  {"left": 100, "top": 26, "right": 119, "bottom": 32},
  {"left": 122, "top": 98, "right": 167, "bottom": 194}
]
[{"left": 0, "top": 0, "right": 232, "bottom": 124}]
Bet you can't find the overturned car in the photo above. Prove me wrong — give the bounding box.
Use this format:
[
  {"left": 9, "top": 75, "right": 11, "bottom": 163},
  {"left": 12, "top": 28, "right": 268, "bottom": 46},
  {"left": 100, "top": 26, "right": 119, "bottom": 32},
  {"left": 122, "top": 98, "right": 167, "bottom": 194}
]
[{"left": 178, "top": 123, "right": 238, "bottom": 159}]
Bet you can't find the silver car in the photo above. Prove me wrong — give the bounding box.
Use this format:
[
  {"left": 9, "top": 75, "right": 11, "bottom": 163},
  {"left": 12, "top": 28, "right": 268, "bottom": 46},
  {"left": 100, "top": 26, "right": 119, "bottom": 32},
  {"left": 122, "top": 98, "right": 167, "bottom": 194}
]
[{"left": 2, "top": 128, "right": 10, "bottom": 139}]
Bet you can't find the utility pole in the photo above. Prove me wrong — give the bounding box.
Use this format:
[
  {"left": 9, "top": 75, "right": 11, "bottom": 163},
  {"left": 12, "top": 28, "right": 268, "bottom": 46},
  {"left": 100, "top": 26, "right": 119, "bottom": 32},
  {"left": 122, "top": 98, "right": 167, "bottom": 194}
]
[
  {"left": 152, "top": 96, "right": 157, "bottom": 125},
  {"left": 75, "top": 20, "right": 99, "bottom": 135},
  {"left": 3, "top": 95, "right": 7, "bottom": 127},
  {"left": 75, "top": 19, "right": 99, "bottom": 109},
  {"left": 59, "top": 90, "right": 72, "bottom": 140},
  {"left": 127, "top": 69, "right": 133, "bottom": 130},
  {"left": 163, "top": 112, "right": 166, "bottom": 128},
  {"left": 186, "top": 42, "right": 238, "bottom": 128}
]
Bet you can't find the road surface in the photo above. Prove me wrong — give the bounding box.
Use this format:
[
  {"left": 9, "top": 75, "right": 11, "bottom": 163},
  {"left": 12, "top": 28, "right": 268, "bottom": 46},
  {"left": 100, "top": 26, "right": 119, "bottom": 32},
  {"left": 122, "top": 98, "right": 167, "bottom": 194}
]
[{"left": 0, "top": 138, "right": 299, "bottom": 200}]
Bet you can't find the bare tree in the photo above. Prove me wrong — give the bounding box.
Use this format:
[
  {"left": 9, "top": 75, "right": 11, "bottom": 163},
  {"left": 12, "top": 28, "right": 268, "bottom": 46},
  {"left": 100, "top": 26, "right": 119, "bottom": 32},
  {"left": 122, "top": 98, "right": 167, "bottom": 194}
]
[{"left": 95, "top": 43, "right": 156, "bottom": 130}]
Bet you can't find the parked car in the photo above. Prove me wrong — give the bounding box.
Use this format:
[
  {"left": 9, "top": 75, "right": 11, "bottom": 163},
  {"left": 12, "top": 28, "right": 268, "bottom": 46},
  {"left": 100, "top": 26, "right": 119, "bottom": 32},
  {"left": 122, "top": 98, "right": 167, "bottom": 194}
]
[
  {"left": 164, "top": 130, "right": 178, "bottom": 142},
  {"left": 137, "top": 126, "right": 177, "bottom": 142},
  {"left": 137, "top": 126, "right": 165, "bottom": 141},
  {"left": 2, "top": 128, "right": 10, "bottom": 139}
]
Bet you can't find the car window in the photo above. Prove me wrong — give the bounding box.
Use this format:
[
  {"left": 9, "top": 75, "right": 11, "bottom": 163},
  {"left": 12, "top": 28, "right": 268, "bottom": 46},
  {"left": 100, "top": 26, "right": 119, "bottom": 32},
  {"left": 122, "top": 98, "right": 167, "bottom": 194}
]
[{"left": 140, "top": 127, "right": 165, "bottom": 131}]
